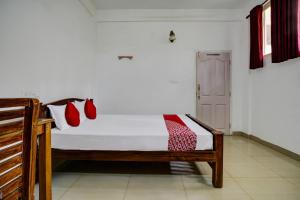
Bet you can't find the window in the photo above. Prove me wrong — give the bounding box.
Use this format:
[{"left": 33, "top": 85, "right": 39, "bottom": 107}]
[{"left": 263, "top": 2, "right": 271, "bottom": 56}]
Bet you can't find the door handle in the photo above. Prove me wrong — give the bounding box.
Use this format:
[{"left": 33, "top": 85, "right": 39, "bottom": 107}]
[{"left": 197, "top": 84, "right": 200, "bottom": 99}]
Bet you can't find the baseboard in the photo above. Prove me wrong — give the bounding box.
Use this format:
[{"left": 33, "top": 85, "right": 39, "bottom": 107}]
[
  {"left": 231, "top": 131, "right": 249, "bottom": 138},
  {"left": 232, "top": 131, "right": 300, "bottom": 161}
]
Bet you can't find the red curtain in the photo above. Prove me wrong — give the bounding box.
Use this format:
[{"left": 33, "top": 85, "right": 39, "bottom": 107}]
[
  {"left": 250, "top": 5, "right": 263, "bottom": 70},
  {"left": 271, "top": 0, "right": 299, "bottom": 63},
  {"left": 298, "top": 0, "right": 300, "bottom": 55}
]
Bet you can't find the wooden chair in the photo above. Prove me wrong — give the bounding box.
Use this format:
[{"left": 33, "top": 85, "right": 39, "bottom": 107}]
[{"left": 0, "top": 99, "right": 40, "bottom": 200}]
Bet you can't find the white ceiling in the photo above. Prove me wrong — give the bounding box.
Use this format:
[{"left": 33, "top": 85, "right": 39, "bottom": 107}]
[{"left": 94, "top": 0, "right": 249, "bottom": 9}]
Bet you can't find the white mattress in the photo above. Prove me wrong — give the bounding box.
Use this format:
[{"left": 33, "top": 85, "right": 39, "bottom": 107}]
[{"left": 51, "top": 115, "right": 213, "bottom": 151}]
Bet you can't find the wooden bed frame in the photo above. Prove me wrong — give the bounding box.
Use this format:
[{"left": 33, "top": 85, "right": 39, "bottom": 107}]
[{"left": 40, "top": 98, "right": 223, "bottom": 188}]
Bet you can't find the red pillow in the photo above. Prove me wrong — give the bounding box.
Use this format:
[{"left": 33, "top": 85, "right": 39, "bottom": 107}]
[
  {"left": 85, "top": 99, "right": 97, "bottom": 119},
  {"left": 65, "top": 102, "right": 80, "bottom": 126}
]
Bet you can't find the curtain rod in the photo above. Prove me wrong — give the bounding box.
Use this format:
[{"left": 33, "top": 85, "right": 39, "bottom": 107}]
[{"left": 246, "top": 0, "right": 269, "bottom": 19}]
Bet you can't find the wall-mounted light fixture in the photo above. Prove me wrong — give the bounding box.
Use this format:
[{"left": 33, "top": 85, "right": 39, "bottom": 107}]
[{"left": 169, "top": 30, "right": 176, "bottom": 43}]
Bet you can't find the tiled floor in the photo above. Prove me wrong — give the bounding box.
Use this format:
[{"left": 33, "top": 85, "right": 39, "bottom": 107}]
[{"left": 35, "top": 136, "right": 300, "bottom": 200}]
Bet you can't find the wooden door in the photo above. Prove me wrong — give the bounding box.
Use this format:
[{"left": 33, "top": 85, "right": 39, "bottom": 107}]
[{"left": 196, "top": 52, "right": 230, "bottom": 134}]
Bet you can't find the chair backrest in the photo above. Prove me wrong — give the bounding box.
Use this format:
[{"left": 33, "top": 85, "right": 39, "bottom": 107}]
[{"left": 0, "top": 99, "right": 39, "bottom": 200}]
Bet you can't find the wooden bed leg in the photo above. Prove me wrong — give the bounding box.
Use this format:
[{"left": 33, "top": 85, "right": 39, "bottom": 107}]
[{"left": 212, "top": 131, "right": 223, "bottom": 188}]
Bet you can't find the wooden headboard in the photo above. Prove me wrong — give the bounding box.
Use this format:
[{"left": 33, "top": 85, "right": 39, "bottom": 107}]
[{"left": 40, "top": 98, "right": 84, "bottom": 119}]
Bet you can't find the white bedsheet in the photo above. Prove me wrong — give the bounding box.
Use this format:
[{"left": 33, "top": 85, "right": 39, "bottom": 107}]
[{"left": 51, "top": 115, "right": 213, "bottom": 151}]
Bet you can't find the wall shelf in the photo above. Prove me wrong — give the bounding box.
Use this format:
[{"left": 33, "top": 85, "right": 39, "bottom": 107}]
[{"left": 118, "top": 56, "right": 133, "bottom": 60}]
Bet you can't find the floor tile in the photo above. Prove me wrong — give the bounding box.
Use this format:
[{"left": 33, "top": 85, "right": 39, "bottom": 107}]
[
  {"left": 212, "top": 193, "right": 253, "bottom": 200},
  {"left": 60, "top": 188, "right": 125, "bottom": 200},
  {"left": 127, "top": 174, "right": 184, "bottom": 191},
  {"left": 71, "top": 173, "right": 129, "bottom": 191},
  {"left": 52, "top": 188, "right": 68, "bottom": 200},
  {"left": 250, "top": 194, "right": 300, "bottom": 200},
  {"left": 215, "top": 194, "right": 252, "bottom": 200},
  {"left": 184, "top": 177, "right": 247, "bottom": 196},
  {"left": 285, "top": 178, "right": 300, "bottom": 188},
  {"left": 185, "top": 190, "right": 216, "bottom": 200},
  {"left": 182, "top": 175, "right": 214, "bottom": 190},
  {"left": 252, "top": 156, "right": 300, "bottom": 178},
  {"left": 185, "top": 186, "right": 252, "bottom": 200},
  {"left": 210, "top": 179, "right": 247, "bottom": 196},
  {"left": 232, "top": 141, "right": 285, "bottom": 158},
  {"left": 270, "top": 167, "right": 300, "bottom": 178},
  {"left": 225, "top": 162, "right": 280, "bottom": 178},
  {"left": 236, "top": 178, "right": 300, "bottom": 196},
  {"left": 35, "top": 186, "right": 67, "bottom": 200},
  {"left": 125, "top": 189, "right": 187, "bottom": 200},
  {"left": 224, "top": 151, "right": 260, "bottom": 165},
  {"left": 52, "top": 172, "right": 81, "bottom": 188}
]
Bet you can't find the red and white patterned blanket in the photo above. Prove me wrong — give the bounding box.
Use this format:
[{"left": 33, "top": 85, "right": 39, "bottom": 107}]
[{"left": 163, "top": 115, "right": 197, "bottom": 152}]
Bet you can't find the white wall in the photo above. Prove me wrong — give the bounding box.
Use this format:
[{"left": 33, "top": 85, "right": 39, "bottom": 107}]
[
  {"left": 95, "top": 9, "right": 248, "bottom": 133},
  {"left": 241, "top": 0, "right": 300, "bottom": 154},
  {"left": 0, "top": 0, "right": 96, "bottom": 103},
  {"left": 249, "top": 57, "right": 300, "bottom": 154}
]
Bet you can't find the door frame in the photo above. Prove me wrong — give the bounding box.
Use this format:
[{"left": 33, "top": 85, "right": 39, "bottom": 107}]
[{"left": 195, "top": 50, "right": 232, "bottom": 135}]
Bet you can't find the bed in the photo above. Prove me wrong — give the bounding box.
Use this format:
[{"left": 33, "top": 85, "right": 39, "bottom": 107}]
[{"left": 40, "top": 98, "right": 223, "bottom": 188}]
